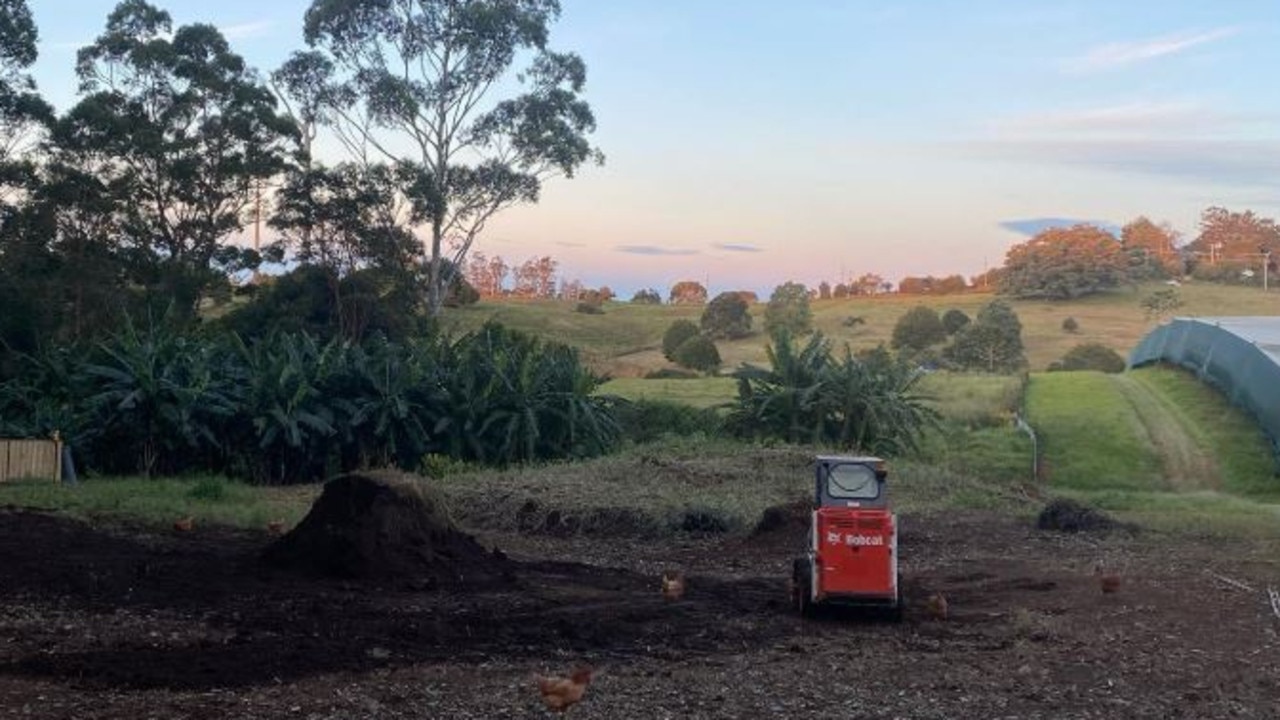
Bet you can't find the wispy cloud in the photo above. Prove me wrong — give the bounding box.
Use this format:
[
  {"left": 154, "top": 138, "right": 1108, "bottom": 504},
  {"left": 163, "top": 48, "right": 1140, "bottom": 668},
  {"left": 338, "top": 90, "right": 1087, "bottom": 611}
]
[
  {"left": 713, "top": 243, "right": 762, "bottom": 253},
  {"left": 994, "top": 101, "right": 1214, "bottom": 137},
  {"left": 1064, "top": 27, "right": 1239, "bottom": 73},
  {"left": 617, "top": 245, "right": 699, "bottom": 257},
  {"left": 219, "top": 20, "right": 273, "bottom": 41},
  {"left": 967, "top": 139, "right": 1280, "bottom": 188},
  {"left": 556, "top": 241, "right": 585, "bottom": 248}
]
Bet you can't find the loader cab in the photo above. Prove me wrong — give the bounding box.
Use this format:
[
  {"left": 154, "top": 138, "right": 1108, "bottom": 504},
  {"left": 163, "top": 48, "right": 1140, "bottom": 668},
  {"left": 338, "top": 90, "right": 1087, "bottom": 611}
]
[
  {"left": 792, "top": 455, "right": 901, "bottom": 619},
  {"left": 816, "top": 455, "right": 888, "bottom": 509}
]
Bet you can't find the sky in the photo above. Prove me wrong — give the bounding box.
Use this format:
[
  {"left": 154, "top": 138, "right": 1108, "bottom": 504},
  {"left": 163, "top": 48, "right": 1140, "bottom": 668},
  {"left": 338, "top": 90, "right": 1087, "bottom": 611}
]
[{"left": 23, "top": 0, "right": 1280, "bottom": 298}]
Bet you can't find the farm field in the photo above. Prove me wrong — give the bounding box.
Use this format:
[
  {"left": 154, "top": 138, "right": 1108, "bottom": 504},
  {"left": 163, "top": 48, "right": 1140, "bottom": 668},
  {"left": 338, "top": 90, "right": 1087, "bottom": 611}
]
[
  {"left": 446, "top": 282, "right": 1280, "bottom": 382},
  {"left": 2, "top": 501, "right": 1279, "bottom": 718},
  {"left": 3, "top": 363, "right": 1280, "bottom": 718}
]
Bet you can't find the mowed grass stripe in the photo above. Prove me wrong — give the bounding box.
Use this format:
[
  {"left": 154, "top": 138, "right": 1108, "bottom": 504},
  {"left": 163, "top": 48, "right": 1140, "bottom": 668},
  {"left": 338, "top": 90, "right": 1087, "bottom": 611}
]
[
  {"left": 1129, "top": 365, "right": 1280, "bottom": 500},
  {"left": 1026, "top": 372, "right": 1164, "bottom": 492},
  {"left": 1108, "top": 373, "right": 1220, "bottom": 492}
]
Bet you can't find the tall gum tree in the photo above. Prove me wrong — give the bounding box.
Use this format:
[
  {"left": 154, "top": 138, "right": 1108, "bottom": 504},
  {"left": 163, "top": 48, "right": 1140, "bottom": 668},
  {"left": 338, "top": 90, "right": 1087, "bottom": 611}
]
[
  {"left": 57, "top": 0, "right": 294, "bottom": 319},
  {"left": 297, "top": 0, "right": 603, "bottom": 316},
  {"left": 0, "top": 0, "right": 51, "bottom": 199}
]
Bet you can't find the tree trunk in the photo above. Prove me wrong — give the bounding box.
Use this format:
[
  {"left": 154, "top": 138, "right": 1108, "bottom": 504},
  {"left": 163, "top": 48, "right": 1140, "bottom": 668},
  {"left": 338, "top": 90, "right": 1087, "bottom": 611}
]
[{"left": 427, "top": 216, "right": 445, "bottom": 317}]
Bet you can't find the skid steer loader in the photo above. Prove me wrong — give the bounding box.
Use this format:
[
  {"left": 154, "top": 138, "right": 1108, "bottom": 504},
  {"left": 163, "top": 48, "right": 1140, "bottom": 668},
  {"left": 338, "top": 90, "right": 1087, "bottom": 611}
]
[{"left": 791, "top": 455, "right": 902, "bottom": 619}]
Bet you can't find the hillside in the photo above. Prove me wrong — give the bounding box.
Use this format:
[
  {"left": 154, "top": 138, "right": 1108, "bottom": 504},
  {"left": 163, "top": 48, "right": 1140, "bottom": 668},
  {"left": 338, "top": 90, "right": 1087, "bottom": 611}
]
[{"left": 441, "top": 282, "right": 1280, "bottom": 379}]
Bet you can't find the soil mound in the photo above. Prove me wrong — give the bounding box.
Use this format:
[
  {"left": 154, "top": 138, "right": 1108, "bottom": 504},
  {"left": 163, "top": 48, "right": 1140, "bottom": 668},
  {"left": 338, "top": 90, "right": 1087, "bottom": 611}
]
[
  {"left": 1035, "top": 498, "right": 1119, "bottom": 533},
  {"left": 750, "top": 500, "right": 810, "bottom": 540},
  {"left": 263, "top": 470, "right": 509, "bottom": 587}
]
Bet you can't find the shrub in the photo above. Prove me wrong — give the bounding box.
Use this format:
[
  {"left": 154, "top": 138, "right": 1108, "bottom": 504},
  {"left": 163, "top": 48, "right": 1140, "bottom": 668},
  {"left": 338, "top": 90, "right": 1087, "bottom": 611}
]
[
  {"left": 764, "top": 282, "right": 813, "bottom": 336},
  {"left": 891, "top": 306, "right": 946, "bottom": 352},
  {"left": 612, "top": 399, "right": 723, "bottom": 444},
  {"left": 942, "top": 309, "right": 971, "bottom": 335},
  {"left": 944, "top": 301, "right": 1026, "bottom": 373},
  {"left": 1049, "top": 343, "right": 1127, "bottom": 374},
  {"left": 728, "top": 333, "right": 938, "bottom": 454},
  {"left": 575, "top": 301, "right": 604, "bottom": 314},
  {"left": 630, "top": 288, "right": 662, "bottom": 304},
  {"left": 672, "top": 335, "right": 722, "bottom": 373},
  {"left": 701, "top": 292, "right": 753, "bottom": 339},
  {"left": 662, "top": 320, "right": 701, "bottom": 361},
  {"left": 1062, "top": 316, "right": 1079, "bottom": 333}
]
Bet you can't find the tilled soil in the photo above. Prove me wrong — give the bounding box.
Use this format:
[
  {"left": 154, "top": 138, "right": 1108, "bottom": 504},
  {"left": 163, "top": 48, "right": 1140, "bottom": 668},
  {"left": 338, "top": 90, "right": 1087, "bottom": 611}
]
[{"left": 1, "top": 506, "right": 1279, "bottom": 719}]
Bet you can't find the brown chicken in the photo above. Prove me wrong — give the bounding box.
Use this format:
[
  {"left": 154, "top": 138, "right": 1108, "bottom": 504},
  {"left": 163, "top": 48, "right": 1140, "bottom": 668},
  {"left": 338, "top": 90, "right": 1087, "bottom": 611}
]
[
  {"left": 926, "top": 592, "right": 949, "bottom": 621},
  {"left": 173, "top": 515, "right": 195, "bottom": 532},
  {"left": 661, "top": 570, "right": 686, "bottom": 601},
  {"left": 535, "top": 666, "right": 593, "bottom": 713},
  {"left": 1096, "top": 564, "right": 1122, "bottom": 594}
]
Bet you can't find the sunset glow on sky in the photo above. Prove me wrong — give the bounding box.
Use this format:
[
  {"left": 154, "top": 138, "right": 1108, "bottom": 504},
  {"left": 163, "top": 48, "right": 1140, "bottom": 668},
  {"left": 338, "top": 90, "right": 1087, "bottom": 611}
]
[{"left": 27, "top": 0, "right": 1280, "bottom": 297}]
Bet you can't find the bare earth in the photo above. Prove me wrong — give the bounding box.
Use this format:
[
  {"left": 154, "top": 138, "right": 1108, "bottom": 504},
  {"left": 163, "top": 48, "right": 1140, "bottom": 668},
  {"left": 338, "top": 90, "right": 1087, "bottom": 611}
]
[{"left": 1, "top": 507, "right": 1279, "bottom": 719}]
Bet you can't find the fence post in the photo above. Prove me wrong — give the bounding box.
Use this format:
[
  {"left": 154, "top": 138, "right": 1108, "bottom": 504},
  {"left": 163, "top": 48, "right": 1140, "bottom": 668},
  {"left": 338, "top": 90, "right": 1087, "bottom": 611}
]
[{"left": 1014, "top": 412, "right": 1039, "bottom": 483}]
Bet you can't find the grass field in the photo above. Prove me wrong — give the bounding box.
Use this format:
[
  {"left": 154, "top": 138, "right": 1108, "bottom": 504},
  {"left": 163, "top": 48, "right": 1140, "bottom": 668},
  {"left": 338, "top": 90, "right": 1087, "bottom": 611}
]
[
  {"left": 444, "top": 282, "right": 1280, "bottom": 380},
  {"left": 4, "top": 284, "right": 1278, "bottom": 541}
]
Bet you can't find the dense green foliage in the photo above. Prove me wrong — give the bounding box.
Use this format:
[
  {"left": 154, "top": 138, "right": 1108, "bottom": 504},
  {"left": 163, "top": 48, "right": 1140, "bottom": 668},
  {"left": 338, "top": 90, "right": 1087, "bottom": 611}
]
[
  {"left": 763, "top": 282, "right": 813, "bottom": 336},
  {"left": 728, "top": 332, "right": 938, "bottom": 454},
  {"left": 941, "top": 309, "right": 971, "bottom": 335},
  {"left": 672, "top": 335, "right": 722, "bottom": 373},
  {"left": 1000, "top": 224, "right": 1130, "bottom": 300},
  {"left": 701, "top": 292, "right": 753, "bottom": 339},
  {"left": 611, "top": 399, "right": 723, "bottom": 444},
  {"left": 891, "top": 306, "right": 946, "bottom": 352},
  {"left": 0, "top": 323, "right": 619, "bottom": 482},
  {"left": 630, "top": 288, "right": 662, "bottom": 304},
  {"left": 662, "top": 320, "right": 701, "bottom": 361},
  {"left": 1049, "top": 343, "right": 1127, "bottom": 374},
  {"left": 944, "top": 301, "right": 1027, "bottom": 373}
]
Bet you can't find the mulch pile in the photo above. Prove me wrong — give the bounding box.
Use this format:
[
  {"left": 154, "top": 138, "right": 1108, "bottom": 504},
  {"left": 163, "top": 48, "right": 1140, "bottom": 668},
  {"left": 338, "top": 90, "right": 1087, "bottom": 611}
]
[
  {"left": 1035, "top": 497, "right": 1125, "bottom": 533},
  {"left": 263, "top": 470, "right": 510, "bottom": 587}
]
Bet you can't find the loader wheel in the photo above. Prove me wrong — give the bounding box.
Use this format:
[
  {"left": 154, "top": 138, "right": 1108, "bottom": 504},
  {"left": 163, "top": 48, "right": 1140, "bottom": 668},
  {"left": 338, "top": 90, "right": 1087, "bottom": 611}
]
[
  {"left": 792, "top": 558, "right": 815, "bottom": 618},
  {"left": 887, "top": 572, "right": 905, "bottom": 623}
]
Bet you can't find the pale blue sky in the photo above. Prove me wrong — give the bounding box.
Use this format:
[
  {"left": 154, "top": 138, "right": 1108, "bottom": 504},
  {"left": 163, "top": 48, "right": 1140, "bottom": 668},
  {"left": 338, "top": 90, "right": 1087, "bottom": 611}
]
[{"left": 25, "top": 0, "right": 1280, "bottom": 296}]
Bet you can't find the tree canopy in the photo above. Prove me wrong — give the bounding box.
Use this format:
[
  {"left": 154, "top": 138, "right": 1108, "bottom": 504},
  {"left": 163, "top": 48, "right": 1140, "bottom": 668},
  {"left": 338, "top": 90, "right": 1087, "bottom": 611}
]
[
  {"left": 296, "top": 0, "right": 602, "bottom": 315},
  {"left": 59, "top": 0, "right": 294, "bottom": 318},
  {"left": 944, "top": 301, "right": 1026, "bottom": 373},
  {"left": 763, "top": 281, "right": 812, "bottom": 336},
  {"left": 1120, "top": 216, "right": 1181, "bottom": 279},
  {"left": 701, "top": 292, "right": 753, "bottom": 340},
  {"left": 999, "top": 224, "right": 1129, "bottom": 300}
]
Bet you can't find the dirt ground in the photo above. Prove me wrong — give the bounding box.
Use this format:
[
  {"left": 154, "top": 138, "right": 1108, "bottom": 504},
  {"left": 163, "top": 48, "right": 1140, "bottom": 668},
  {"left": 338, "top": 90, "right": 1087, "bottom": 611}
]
[{"left": 2, "top": 505, "right": 1279, "bottom": 719}]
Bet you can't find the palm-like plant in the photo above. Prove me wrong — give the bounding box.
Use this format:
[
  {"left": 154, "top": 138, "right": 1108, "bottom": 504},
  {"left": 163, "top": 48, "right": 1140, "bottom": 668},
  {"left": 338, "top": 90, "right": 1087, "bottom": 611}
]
[
  {"left": 233, "top": 333, "right": 339, "bottom": 483},
  {"left": 730, "top": 332, "right": 937, "bottom": 454},
  {"left": 83, "top": 323, "right": 237, "bottom": 477}
]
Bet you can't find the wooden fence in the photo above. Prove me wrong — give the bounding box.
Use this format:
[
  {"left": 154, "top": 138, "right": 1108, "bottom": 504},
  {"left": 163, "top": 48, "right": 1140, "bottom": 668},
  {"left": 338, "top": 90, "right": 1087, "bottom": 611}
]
[{"left": 0, "top": 438, "right": 63, "bottom": 483}]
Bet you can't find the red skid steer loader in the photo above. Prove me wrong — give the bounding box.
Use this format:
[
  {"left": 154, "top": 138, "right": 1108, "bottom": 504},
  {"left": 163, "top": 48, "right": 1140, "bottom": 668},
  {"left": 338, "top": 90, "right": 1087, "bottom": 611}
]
[{"left": 791, "top": 455, "right": 902, "bottom": 619}]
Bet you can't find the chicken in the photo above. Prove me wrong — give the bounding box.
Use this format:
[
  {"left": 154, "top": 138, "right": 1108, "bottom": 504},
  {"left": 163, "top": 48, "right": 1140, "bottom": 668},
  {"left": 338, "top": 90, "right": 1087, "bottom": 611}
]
[
  {"left": 926, "top": 592, "right": 949, "bottom": 621},
  {"left": 534, "top": 666, "right": 593, "bottom": 713},
  {"left": 266, "top": 519, "right": 287, "bottom": 536},
  {"left": 661, "top": 570, "right": 686, "bottom": 601},
  {"left": 173, "top": 515, "right": 195, "bottom": 532},
  {"left": 1095, "top": 564, "right": 1122, "bottom": 594}
]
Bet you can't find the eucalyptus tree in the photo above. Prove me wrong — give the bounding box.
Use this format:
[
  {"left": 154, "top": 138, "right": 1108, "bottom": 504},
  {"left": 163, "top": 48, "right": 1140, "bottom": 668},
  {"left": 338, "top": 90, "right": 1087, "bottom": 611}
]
[
  {"left": 54, "top": 0, "right": 295, "bottom": 320},
  {"left": 0, "top": 0, "right": 50, "bottom": 194},
  {"left": 270, "top": 162, "right": 423, "bottom": 340},
  {"left": 295, "top": 0, "right": 603, "bottom": 316}
]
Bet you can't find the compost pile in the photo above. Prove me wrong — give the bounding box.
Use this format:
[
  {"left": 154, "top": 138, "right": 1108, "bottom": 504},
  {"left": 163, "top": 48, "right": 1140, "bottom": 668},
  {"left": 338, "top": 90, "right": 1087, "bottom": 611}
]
[{"left": 263, "top": 470, "right": 510, "bottom": 587}]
